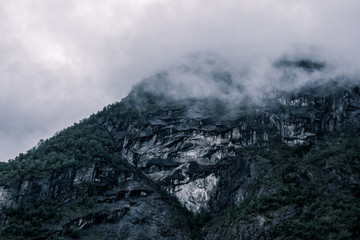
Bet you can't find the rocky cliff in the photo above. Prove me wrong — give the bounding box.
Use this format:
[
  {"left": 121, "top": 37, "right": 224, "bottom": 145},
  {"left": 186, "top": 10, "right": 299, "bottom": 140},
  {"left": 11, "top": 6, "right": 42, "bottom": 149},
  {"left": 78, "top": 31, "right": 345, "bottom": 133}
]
[{"left": 0, "top": 58, "right": 359, "bottom": 239}]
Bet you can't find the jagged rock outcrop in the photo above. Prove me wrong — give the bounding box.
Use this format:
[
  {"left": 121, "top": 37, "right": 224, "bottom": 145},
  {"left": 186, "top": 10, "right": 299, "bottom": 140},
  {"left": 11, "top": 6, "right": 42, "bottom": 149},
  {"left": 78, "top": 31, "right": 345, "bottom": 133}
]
[{"left": 97, "top": 78, "right": 360, "bottom": 216}]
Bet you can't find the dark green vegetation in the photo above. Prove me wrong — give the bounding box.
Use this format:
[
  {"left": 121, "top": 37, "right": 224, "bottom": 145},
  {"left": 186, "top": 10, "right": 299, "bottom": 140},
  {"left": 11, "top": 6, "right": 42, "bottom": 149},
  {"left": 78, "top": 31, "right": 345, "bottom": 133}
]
[
  {"left": 203, "top": 135, "right": 360, "bottom": 239},
  {"left": 0, "top": 200, "right": 60, "bottom": 240},
  {"left": 0, "top": 114, "right": 120, "bottom": 184}
]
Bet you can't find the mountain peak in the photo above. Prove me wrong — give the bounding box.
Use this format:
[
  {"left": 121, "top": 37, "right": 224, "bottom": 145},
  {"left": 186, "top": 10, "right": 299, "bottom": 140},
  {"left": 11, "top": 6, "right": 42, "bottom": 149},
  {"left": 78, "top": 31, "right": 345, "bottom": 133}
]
[{"left": 1, "top": 56, "right": 360, "bottom": 239}]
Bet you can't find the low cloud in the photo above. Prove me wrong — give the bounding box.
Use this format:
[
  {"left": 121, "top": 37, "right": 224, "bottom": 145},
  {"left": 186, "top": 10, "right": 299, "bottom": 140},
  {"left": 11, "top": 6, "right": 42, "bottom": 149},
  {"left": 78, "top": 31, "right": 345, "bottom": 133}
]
[{"left": 129, "top": 51, "right": 348, "bottom": 111}]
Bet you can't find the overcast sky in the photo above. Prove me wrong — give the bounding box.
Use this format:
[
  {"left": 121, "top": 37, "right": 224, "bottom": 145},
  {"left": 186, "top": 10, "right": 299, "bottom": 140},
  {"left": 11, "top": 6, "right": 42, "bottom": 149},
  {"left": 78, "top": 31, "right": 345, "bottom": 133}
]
[{"left": 1, "top": 0, "right": 360, "bottom": 161}]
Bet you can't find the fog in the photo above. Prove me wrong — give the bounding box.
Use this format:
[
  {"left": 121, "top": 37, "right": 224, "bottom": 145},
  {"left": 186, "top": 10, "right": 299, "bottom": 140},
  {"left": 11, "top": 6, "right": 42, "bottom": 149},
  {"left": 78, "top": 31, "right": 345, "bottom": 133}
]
[{"left": 1, "top": 0, "right": 360, "bottom": 161}]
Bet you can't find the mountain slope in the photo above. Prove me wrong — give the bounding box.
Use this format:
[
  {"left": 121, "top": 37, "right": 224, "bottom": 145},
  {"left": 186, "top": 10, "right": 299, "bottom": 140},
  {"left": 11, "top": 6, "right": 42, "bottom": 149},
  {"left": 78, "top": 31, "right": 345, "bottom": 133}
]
[{"left": 0, "top": 57, "right": 360, "bottom": 239}]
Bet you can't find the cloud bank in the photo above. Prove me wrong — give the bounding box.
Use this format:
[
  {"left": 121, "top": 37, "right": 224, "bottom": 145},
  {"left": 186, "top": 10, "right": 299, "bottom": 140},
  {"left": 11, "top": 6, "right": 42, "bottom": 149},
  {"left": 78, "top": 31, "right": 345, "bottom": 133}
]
[{"left": 1, "top": 0, "right": 360, "bottom": 161}]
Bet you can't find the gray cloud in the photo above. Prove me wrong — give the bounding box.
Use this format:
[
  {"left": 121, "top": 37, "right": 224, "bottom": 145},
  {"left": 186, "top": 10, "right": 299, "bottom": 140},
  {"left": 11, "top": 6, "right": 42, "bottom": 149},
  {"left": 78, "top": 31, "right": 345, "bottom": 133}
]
[{"left": 1, "top": 0, "right": 360, "bottom": 161}]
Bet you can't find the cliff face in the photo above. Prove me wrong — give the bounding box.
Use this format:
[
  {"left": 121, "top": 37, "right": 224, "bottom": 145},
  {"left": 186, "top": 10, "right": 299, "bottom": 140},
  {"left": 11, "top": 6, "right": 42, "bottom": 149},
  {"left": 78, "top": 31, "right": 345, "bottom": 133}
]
[
  {"left": 99, "top": 79, "right": 360, "bottom": 214},
  {"left": 0, "top": 61, "right": 360, "bottom": 239}
]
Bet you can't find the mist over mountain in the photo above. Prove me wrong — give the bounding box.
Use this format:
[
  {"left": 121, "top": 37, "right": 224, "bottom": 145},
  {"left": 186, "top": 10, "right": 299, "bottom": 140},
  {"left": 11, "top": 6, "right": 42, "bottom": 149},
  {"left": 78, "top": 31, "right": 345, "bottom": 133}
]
[
  {"left": 0, "top": 52, "right": 359, "bottom": 239},
  {"left": 126, "top": 53, "right": 357, "bottom": 119}
]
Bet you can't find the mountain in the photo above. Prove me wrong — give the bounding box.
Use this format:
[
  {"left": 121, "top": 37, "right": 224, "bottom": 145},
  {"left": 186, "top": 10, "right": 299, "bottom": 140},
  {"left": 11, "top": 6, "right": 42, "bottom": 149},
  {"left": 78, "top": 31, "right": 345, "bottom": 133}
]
[{"left": 0, "top": 56, "right": 360, "bottom": 240}]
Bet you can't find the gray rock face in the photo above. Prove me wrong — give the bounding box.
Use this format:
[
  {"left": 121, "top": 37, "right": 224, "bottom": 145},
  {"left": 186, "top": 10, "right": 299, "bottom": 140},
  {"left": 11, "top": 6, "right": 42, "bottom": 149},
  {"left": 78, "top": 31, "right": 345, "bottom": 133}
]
[
  {"left": 98, "top": 82, "right": 360, "bottom": 215},
  {"left": 0, "top": 186, "right": 12, "bottom": 207}
]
